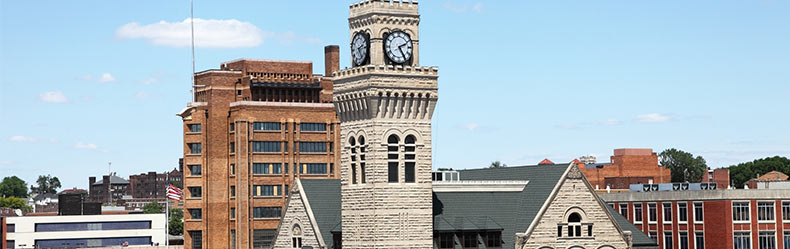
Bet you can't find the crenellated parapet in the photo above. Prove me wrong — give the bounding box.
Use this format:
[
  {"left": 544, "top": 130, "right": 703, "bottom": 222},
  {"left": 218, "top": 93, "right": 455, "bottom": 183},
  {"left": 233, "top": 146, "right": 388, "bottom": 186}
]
[
  {"left": 333, "top": 64, "right": 437, "bottom": 78},
  {"left": 349, "top": 0, "right": 419, "bottom": 18}
]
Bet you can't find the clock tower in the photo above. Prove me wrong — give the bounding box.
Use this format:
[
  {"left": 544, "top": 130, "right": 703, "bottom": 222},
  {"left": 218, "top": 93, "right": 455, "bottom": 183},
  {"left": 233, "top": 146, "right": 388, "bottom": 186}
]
[{"left": 334, "top": 1, "right": 438, "bottom": 249}]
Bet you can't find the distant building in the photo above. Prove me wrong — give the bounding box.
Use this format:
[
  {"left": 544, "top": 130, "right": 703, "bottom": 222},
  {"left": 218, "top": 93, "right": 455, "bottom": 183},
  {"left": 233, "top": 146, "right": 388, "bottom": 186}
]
[
  {"left": 88, "top": 173, "right": 129, "bottom": 203},
  {"left": 88, "top": 169, "right": 182, "bottom": 206},
  {"left": 3, "top": 213, "right": 166, "bottom": 248},
  {"left": 580, "top": 155, "right": 597, "bottom": 164},
  {"left": 25, "top": 194, "right": 58, "bottom": 213},
  {"left": 746, "top": 170, "right": 790, "bottom": 190},
  {"left": 701, "top": 169, "right": 730, "bottom": 189},
  {"left": 579, "top": 148, "right": 672, "bottom": 191}
]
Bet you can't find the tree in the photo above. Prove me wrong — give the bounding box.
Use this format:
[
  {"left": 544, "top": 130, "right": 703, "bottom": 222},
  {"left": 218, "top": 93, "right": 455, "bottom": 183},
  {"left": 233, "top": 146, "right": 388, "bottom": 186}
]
[
  {"left": 0, "top": 176, "right": 29, "bottom": 198},
  {"left": 169, "top": 208, "right": 184, "bottom": 235},
  {"left": 30, "top": 175, "right": 61, "bottom": 195},
  {"left": 489, "top": 161, "right": 507, "bottom": 168},
  {"left": 142, "top": 201, "right": 163, "bottom": 214},
  {"left": 659, "top": 148, "right": 707, "bottom": 182},
  {"left": 0, "top": 196, "right": 33, "bottom": 212},
  {"left": 727, "top": 156, "right": 790, "bottom": 188}
]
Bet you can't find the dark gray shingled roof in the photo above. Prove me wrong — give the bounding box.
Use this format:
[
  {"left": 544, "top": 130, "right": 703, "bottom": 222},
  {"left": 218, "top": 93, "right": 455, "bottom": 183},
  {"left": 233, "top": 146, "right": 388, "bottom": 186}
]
[
  {"left": 299, "top": 179, "right": 341, "bottom": 246},
  {"left": 92, "top": 175, "right": 129, "bottom": 185}
]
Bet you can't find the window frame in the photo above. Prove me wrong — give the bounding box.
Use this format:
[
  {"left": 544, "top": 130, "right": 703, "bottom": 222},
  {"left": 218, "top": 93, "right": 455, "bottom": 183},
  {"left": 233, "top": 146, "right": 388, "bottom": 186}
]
[
  {"left": 663, "top": 202, "right": 673, "bottom": 223},
  {"left": 648, "top": 203, "right": 658, "bottom": 224},
  {"left": 758, "top": 231, "right": 776, "bottom": 249},
  {"left": 188, "top": 165, "right": 202, "bottom": 177},
  {"left": 187, "top": 143, "right": 202, "bottom": 155},
  {"left": 757, "top": 201, "right": 776, "bottom": 223},
  {"left": 252, "top": 141, "right": 282, "bottom": 153},
  {"left": 187, "top": 123, "right": 202, "bottom": 133},
  {"left": 693, "top": 202, "right": 704, "bottom": 223},
  {"left": 188, "top": 208, "right": 202, "bottom": 220},
  {"left": 733, "top": 202, "right": 751, "bottom": 223},
  {"left": 734, "top": 231, "right": 751, "bottom": 249},
  {"left": 188, "top": 186, "right": 202, "bottom": 199},
  {"left": 695, "top": 231, "right": 704, "bottom": 249},
  {"left": 678, "top": 202, "right": 688, "bottom": 223},
  {"left": 634, "top": 203, "right": 643, "bottom": 224},
  {"left": 252, "top": 206, "right": 282, "bottom": 219},
  {"left": 679, "top": 231, "right": 689, "bottom": 249},
  {"left": 782, "top": 201, "right": 790, "bottom": 222},
  {"left": 619, "top": 203, "right": 629, "bottom": 218},
  {"left": 664, "top": 231, "right": 674, "bottom": 249}
]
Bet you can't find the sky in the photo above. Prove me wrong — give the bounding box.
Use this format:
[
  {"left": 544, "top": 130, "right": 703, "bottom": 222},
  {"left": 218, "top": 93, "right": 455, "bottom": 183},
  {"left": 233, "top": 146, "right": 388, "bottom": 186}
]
[{"left": 1, "top": 0, "right": 789, "bottom": 191}]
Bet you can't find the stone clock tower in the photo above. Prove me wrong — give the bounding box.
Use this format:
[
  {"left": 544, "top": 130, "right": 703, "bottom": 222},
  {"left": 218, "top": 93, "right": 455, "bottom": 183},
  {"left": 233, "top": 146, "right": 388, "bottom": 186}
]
[{"left": 333, "top": 1, "right": 438, "bottom": 248}]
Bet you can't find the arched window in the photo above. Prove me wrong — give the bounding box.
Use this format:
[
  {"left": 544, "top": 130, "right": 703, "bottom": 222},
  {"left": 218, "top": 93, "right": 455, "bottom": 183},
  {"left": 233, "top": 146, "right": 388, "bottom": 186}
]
[
  {"left": 349, "top": 137, "right": 357, "bottom": 185},
  {"left": 558, "top": 210, "right": 592, "bottom": 238},
  {"left": 404, "top": 135, "right": 416, "bottom": 183},
  {"left": 358, "top": 135, "right": 366, "bottom": 184},
  {"left": 387, "top": 134, "right": 399, "bottom": 183},
  {"left": 291, "top": 224, "right": 302, "bottom": 248}
]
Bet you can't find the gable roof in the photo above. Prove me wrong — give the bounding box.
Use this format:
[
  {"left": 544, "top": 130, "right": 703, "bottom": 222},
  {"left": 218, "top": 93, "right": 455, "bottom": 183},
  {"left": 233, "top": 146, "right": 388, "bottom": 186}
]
[
  {"left": 299, "top": 178, "right": 341, "bottom": 246},
  {"left": 93, "top": 175, "right": 129, "bottom": 185},
  {"left": 751, "top": 170, "right": 789, "bottom": 182},
  {"left": 538, "top": 158, "right": 555, "bottom": 165}
]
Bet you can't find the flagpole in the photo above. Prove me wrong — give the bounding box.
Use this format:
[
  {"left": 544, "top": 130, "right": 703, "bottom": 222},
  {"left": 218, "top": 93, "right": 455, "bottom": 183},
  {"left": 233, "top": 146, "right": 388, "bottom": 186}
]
[{"left": 166, "top": 175, "right": 170, "bottom": 249}]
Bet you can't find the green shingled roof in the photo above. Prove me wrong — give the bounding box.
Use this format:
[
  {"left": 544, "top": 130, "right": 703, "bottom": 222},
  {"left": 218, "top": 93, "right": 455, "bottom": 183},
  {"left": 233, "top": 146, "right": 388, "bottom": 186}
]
[{"left": 299, "top": 179, "right": 341, "bottom": 247}]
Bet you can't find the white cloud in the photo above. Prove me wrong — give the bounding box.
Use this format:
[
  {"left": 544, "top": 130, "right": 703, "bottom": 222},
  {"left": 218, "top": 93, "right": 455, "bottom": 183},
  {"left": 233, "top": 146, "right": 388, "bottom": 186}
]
[
  {"left": 39, "top": 91, "right": 69, "bottom": 103},
  {"left": 116, "top": 18, "right": 266, "bottom": 48},
  {"left": 635, "top": 113, "right": 671, "bottom": 123},
  {"left": 599, "top": 119, "right": 621, "bottom": 126},
  {"left": 75, "top": 142, "right": 109, "bottom": 153},
  {"left": 134, "top": 91, "right": 150, "bottom": 99},
  {"left": 140, "top": 78, "right": 158, "bottom": 85},
  {"left": 461, "top": 123, "right": 479, "bottom": 131},
  {"left": 99, "top": 73, "right": 116, "bottom": 83},
  {"left": 10, "top": 136, "right": 38, "bottom": 142},
  {"left": 442, "top": 1, "right": 484, "bottom": 13}
]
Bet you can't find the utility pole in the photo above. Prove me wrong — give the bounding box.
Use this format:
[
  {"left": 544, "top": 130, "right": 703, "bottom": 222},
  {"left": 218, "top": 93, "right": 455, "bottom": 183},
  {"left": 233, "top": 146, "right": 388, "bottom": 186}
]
[{"left": 108, "top": 161, "right": 112, "bottom": 205}]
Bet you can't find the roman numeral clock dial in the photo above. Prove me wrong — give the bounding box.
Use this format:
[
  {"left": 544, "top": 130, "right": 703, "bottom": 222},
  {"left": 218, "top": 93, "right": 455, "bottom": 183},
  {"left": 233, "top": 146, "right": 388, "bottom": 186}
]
[
  {"left": 385, "top": 31, "right": 413, "bottom": 64},
  {"left": 351, "top": 32, "right": 368, "bottom": 66}
]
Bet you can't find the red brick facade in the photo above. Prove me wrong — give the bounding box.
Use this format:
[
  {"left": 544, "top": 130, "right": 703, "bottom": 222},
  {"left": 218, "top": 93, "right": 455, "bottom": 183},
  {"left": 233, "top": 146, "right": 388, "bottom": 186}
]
[
  {"left": 702, "top": 169, "right": 730, "bottom": 189},
  {"left": 580, "top": 148, "right": 672, "bottom": 190}
]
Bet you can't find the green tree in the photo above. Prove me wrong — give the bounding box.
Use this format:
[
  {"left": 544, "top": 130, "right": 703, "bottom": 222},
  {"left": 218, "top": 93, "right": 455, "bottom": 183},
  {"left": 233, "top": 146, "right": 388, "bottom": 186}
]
[
  {"left": 142, "top": 201, "right": 163, "bottom": 214},
  {"left": 659, "top": 148, "right": 707, "bottom": 182},
  {"left": 727, "top": 156, "right": 790, "bottom": 188},
  {"left": 0, "top": 176, "right": 29, "bottom": 198},
  {"left": 168, "top": 208, "right": 184, "bottom": 235},
  {"left": 0, "top": 196, "right": 33, "bottom": 212},
  {"left": 489, "top": 161, "right": 507, "bottom": 168},
  {"left": 30, "top": 175, "right": 61, "bottom": 195}
]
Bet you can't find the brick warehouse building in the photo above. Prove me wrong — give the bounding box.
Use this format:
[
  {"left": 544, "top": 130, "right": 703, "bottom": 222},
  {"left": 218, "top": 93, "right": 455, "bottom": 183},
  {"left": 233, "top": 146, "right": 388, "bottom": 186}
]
[
  {"left": 600, "top": 187, "right": 790, "bottom": 249},
  {"left": 178, "top": 49, "right": 342, "bottom": 249},
  {"left": 579, "top": 149, "right": 672, "bottom": 191}
]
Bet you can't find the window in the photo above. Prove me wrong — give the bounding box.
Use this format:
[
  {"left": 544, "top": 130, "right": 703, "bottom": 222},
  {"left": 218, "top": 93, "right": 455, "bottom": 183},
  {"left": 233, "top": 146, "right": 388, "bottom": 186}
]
[
  {"left": 733, "top": 202, "right": 750, "bottom": 222},
  {"left": 188, "top": 143, "right": 202, "bottom": 154},
  {"left": 663, "top": 203, "right": 673, "bottom": 223},
  {"left": 735, "top": 232, "right": 751, "bottom": 249},
  {"left": 253, "top": 229, "right": 276, "bottom": 249},
  {"left": 678, "top": 203, "right": 688, "bottom": 222},
  {"left": 694, "top": 202, "right": 704, "bottom": 222},
  {"left": 188, "top": 187, "right": 202, "bottom": 198},
  {"left": 608, "top": 203, "right": 615, "bottom": 209},
  {"left": 649, "top": 231, "right": 658, "bottom": 242},
  {"left": 299, "top": 142, "right": 327, "bottom": 153},
  {"left": 349, "top": 137, "right": 357, "bottom": 184},
  {"left": 230, "top": 186, "right": 235, "bottom": 197},
  {"left": 300, "top": 123, "right": 326, "bottom": 132},
  {"left": 292, "top": 225, "right": 303, "bottom": 249},
  {"left": 405, "top": 162, "right": 415, "bottom": 183},
  {"left": 252, "top": 185, "right": 281, "bottom": 197},
  {"left": 759, "top": 231, "right": 776, "bottom": 249},
  {"left": 462, "top": 232, "right": 478, "bottom": 248},
  {"left": 35, "top": 237, "right": 151, "bottom": 248},
  {"left": 34, "top": 221, "right": 151, "bottom": 232},
  {"left": 230, "top": 123, "right": 235, "bottom": 132},
  {"left": 253, "top": 163, "right": 282, "bottom": 175},
  {"left": 237, "top": 89, "right": 242, "bottom": 96},
  {"left": 620, "top": 203, "right": 629, "bottom": 218},
  {"left": 388, "top": 134, "right": 399, "bottom": 183},
  {"left": 695, "top": 232, "right": 704, "bottom": 249},
  {"left": 358, "top": 136, "right": 366, "bottom": 184},
  {"left": 230, "top": 164, "right": 236, "bottom": 175},
  {"left": 388, "top": 162, "right": 399, "bottom": 183},
  {"left": 664, "top": 231, "right": 673, "bottom": 249},
  {"left": 563, "top": 212, "right": 584, "bottom": 237},
  {"left": 783, "top": 202, "right": 790, "bottom": 221},
  {"left": 253, "top": 207, "right": 282, "bottom": 219},
  {"left": 649, "top": 203, "right": 657, "bottom": 223},
  {"left": 7, "top": 224, "right": 15, "bottom": 233},
  {"left": 758, "top": 202, "right": 775, "bottom": 221},
  {"left": 6, "top": 240, "right": 13, "bottom": 249},
  {"left": 230, "top": 142, "right": 235, "bottom": 153},
  {"left": 253, "top": 122, "right": 281, "bottom": 131},
  {"left": 404, "top": 135, "right": 416, "bottom": 183},
  {"left": 783, "top": 232, "right": 789, "bottom": 249},
  {"left": 188, "top": 124, "right": 202, "bottom": 133},
  {"left": 188, "top": 165, "right": 202, "bottom": 176},
  {"left": 188, "top": 208, "right": 202, "bottom": 219},
  {"left": 439, "top": 233, "right": 454, "bottom": 249},
  {"left": 301, "top": 163, "right": 327, "bottom": 174},
  {"left": 486, "top": 231, "right": 501, "bottom": 247},
  {"left": 230, "top": 208, "right": 236, "bottom": 219},
  {"left": 252, "top": 141, "right": 281, "bottom": 153},
  {"left": 230, "top": 230, "right": 236, "bottom": 249},
  {"left": 679, "top": 231, "right": 688, "bottom": 249},
  {"left": 634, "top": 203, "right": 643, "bottom": 223}
]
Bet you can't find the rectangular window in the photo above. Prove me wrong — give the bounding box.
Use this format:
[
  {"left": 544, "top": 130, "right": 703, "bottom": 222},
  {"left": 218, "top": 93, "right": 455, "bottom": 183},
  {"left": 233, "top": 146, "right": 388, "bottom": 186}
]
[
  {"left": 388, "top": 162, "right": 398, "bottom": 183},
  {"left": 462, "top": 232, "right": 478, "bottom": 248},
  {"left": 230, "top": 186, "right": 235, "bottom": 197},
  {"left": 405, "top": 162, "right": 415, "bottom": 183},
  {"left": 253, "top": 207, "right": 282, "bottom": 219},
  {"left": 758, "top": 202, "right": 775, "bottom": 221},
  {"left": 733, "top": 202, "right": 751, "bottom": 221},
  {"left": 759, "top": 231, "right": 776, "bottom": 249},
  {"left": 678, "top": 203, "right": 688, "bottom": 222},
  {"left": 329, "top": 163, "right": 334, "bottom": 175},
  {"left": 189, "top": 208, "right": 202, "bottom": 220},
  {"left": 7, "top": 224, "right": 15, "bottom": 233},
  {"left": 252, "top": 229, "right": 276, "bottom": 249},
  {"left": 230, "top": 142, "right": 235, "bottom": 153},
  {"left": 649, "top": 203, "right": 657, "bottom": 223},
  {"left": 695, "top": 232, "right": 704, "bottom": 249},
  {"left": 34, "top": 221, "right": 151, "bottom": 232},
  {"left": 230, "top": 230, "right": 236, "bottom": 249},
  {"left": 253, "top": 122, "right": 280, "bottom": 131},
  {"left": 783, "top": 202, "right": 790, "bottom": 221},
  {"left": 36, "top": 237, "right": 151, "bottom": 248},
  {"left": 351, "top": 163, "right": 357, "bottom": 184},
  {"left": 679, "top": 231, "right": 688, "bottom": 249},
  {"left": 189, "top": 231, "right": 203, "bottom": 249},
  {"left": 300, "top": 123, "right": 326, "bottom": 132},
  {"left": 694, "top": 202, "right": 704, "bottom": 222},
  {"left": 735, "top": 232, "right": 751, "bottom": 249},
  {"left": 301, "top": 163, "right": 327, "bottom": 174},
  {"left": 665, "top": 232, "right": 673, "bottom": 249},
  {"left": 188, "top": 124, "right": 201, "bottom": 133},
  {"left": 230, "top": 123, "right": 235, "bottom": 132},
  {"left": 783, "top": 232, "right": 789, "bottom": 249},
  {"left": 620, "top": 203, "right": 629, "bottom": 218},
  {"left": 230, "top": 208, "right": 236, "bottom": 219},
  {"left": 252, "top": 185, "right": 281, "bottom": 197},
  {"left": 252, "top": 141, "right": 281, "bottom": 153},
  {"left": 188, "top": 143, "right": 202, "bottom": 154},
  {"left": 230, "top": 164, "right": 235, "bottom": 175},
  {"left": 663, "top": 203, "right": 673, "bottom": 223},
  {"left": 188, "top": 165, "right": 202, "bottom": 176},
  {"left": 299, "top": 142, "right": 327, "bottom": 153},
  {"left": 439, "top": 233, "right": 454, "bottom": 249},
  {"left": 635, "top": 203, "right": 643, "bottom": 223},
  {"left": 253, "top": 163, "right": 282, "bottom": 175},
  {"left": 649, "top": 231, "right": 658, "bottom": 242},
  {"left": 608, "top": 203, "right": 615, "bottom": 209},
  {"left": 188, "top": 187, "right": 202, "bottom": 198},
  {"left": 486, "top": 231, "right": 501, "bottom": 247},
  {"left": 360, "top": 163, "right": 366, "bottom": 183}
]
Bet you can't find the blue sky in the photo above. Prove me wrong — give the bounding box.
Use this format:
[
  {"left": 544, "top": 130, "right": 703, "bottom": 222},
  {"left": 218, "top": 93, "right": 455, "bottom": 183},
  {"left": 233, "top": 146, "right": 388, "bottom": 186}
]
[{"left": 1, "top": 0, "right": 789, "bottom": 190}]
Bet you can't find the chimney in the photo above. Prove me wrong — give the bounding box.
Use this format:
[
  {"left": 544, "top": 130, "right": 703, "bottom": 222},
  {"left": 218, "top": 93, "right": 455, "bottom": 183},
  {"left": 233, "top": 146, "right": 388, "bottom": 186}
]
[
  {"left": 89, "top": 176, "right": 96, "bottom": 186},
  {"left": 324, "top": 45, "right": 340, "bottom": 76}
]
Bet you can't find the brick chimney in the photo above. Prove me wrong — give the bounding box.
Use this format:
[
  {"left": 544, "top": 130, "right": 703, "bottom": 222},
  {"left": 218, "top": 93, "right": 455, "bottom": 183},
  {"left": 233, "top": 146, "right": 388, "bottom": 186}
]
[{"left": 324, "top": 45, "right": 340, "bottom": 76}]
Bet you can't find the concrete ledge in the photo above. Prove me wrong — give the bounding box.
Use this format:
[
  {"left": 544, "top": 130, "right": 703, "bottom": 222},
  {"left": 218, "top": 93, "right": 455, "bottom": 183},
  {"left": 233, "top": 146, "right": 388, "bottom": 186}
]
[{"left": 432, "top": 180, "right": 529, "bottom": 192}]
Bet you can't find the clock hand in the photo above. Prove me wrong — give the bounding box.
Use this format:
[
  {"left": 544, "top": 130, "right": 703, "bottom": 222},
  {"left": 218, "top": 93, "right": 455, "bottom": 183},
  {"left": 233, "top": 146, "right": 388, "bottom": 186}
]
[{"left": 398, "top": 43, "right": 408, "bottom": 59}]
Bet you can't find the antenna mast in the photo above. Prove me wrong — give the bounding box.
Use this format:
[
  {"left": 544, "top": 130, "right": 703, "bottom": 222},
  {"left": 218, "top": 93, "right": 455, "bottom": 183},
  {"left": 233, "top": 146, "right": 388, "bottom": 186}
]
[{"left": 190, "top": 0, "right": 196, "bottom": 101}]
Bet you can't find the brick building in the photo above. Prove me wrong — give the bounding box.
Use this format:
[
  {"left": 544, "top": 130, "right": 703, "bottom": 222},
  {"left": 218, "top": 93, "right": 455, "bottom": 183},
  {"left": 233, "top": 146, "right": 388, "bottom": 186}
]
[
  {"left": 579, "top": 148, "right": 672, "bottom": 191},
  {"left": 747, "top": 171, "right": 789, "bottom": 190},
  {"left": 702, "top": 169, "right": 730, "bottom": 189},
  {"left": 600, "top": 188, "right": 790, "bottom": 249},
  {"left": 88, "top": 173, "right": 129, "bottom": 203},
  {"left": 178, "top": 50, "right": 342, "bottom": 248},
  {"left": 128, "top": 168, "right": 182, "bottom": 199}
]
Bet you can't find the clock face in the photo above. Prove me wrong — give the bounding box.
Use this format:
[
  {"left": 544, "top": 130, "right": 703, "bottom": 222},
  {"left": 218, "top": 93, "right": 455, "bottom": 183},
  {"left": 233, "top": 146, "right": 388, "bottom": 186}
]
[
  {"left": 384, "top": 31, "right": 413, "bottom": 64},
  {"left": 351, "top": 32, "right": 368, "bottom": 66}
]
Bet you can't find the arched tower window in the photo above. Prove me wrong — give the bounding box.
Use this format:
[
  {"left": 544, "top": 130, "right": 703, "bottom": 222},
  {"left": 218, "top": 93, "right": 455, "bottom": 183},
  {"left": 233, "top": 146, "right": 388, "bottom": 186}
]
[
  {"left": 358, "top": 135, "right": 366, "bottom": 184},
  {"left": 349, "top": 137, "right": 357, "bottom": 185},
  {"left": 387, "top": 134, "right": 400, "bottom": 183},
  {"left": 404, "top": 135, "right": 416, "bottom": 183},
  {"left": 291, "top": 224, "right": 302, "bottom": 248},
  {"left": 558, "top": 209, "right": 592, "bottom": 238}
]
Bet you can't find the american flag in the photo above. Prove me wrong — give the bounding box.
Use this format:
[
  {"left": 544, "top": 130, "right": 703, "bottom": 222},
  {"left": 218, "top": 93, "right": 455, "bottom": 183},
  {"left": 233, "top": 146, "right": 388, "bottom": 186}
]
[{"left": 166, "top": 184, "right": 183, "bottom": 200}]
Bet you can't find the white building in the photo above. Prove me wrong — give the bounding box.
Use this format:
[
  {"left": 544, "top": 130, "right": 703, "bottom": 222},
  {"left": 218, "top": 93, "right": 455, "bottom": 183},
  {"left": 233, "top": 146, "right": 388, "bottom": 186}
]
[{"left": 4, "top": 213, "right": 166, "bottom": 248}]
